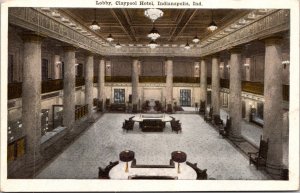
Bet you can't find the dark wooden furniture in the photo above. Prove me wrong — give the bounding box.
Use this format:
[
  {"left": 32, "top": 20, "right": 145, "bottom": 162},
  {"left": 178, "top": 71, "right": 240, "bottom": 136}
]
[
  {"left": 110, "top": 103, "right": 126, "bottom": 112},
  {"left": 122, "top": 119, "right": 134, "bottom": 132},
  {"left": 186, "top": 161, "right": 208, "bottom": 180},
  {"left": 105, "top": 98, "right": 110, "bottom": 110},
  {"left": 98, "top": 161, "right": 119, "bottom": 179},
  {"left": 213, "top": 114, "right": 223, "bottom": 126},
  {"left": 219, "top": 116, "right": 231, "bottom": 137},
  {"left": 204, "top": 106, "right": 213, "bottom": 122},
  {"left": 248, "top": 136, "right": 269, "bottom": 169},
  {"left": 132, "top": 104, "right": 138, "bottom": 113},
  {"left": 199, "top": 100, "right": 205, "bottom": 115},
  {"left": 171, "top": 119, "right": 182, "bottom": 133},
  {"left": 140, "top": 119, "right": 165, "bottom": 132},
  {"left": 166, "top": 104, "right": 173, "bottom": 113}
]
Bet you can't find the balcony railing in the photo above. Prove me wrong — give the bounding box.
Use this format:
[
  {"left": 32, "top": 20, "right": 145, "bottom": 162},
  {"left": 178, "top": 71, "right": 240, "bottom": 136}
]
[
  {"left": 218, "top": 79, "right": 289, "bottom": 101},
  {"left": 41, "top": 79, "right": 63, "bottom": 93},
  {"left": 7, "top": 77, "right": 290, "bottom": 102},
  {"left": 139, "top": 76, "right": 166, "bottom": 83},
  {"left": 75, "top": 77, "right": 85, "bottom": 87},
  {"left": 75, "top": 104, "right": 88, "bottom": 120},
  {"left": 173, "top": 77, "right": 200, "bottom": 83},
  {"left": 8, "top": 82, "right": 22, "bottom": 99},
  {"left": 105, "top": 76, "right": 131, "bottom": 82}
]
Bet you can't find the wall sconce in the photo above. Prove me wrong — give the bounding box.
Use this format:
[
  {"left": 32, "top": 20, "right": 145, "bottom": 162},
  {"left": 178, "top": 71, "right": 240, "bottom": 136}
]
[
  {"left": 244, "top": 63, "right": 250, "bottom": 69},
  {"left": 226, "top": 64, "right": 230, "bottom": 69},
  {"left": 219, "top": 65, "right": 224, "bottom": 69},
  {"left": 56, "top": 61, "right": 62, "bottom": 67},
  {"left": 282, "top": 60, "right": 290, "bottom": 69}
]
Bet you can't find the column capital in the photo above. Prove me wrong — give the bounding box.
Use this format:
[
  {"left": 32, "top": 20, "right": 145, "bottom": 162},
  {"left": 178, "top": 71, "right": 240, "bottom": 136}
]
[
  {"left": 228, "top": 45, "right": 243, "bottom": 54},
  {"left": 100, "top": 56, "right": 107, "bottom": 61},
  {"left": 62, "top": 45, "right": 77, "bottom": 52},
  {"left": 83, "top": 50, "right": 95, "bottom": 56},
  {"left": 200, "top": 56, "right": 211, "bottom": 61},
  {"left": 165, "top": 57, "right": 174, "bottom": 61},
  {"left": 21, "top": 32, "right": 46, "bottom": 43},
  {"left": 211, "top": 53, "right": 220, "bottom": 58},
  {"left": 263, "top": 36, "right": 283, "bottom": 46}
]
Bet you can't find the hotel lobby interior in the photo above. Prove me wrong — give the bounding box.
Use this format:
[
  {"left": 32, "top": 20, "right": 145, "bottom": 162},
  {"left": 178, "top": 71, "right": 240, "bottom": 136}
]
[{"left": 6, "top": 7, "right": 292, "bottom": 182}]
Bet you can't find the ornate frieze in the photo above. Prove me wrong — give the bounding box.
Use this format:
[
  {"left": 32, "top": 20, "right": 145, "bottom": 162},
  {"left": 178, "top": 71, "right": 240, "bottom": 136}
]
[
  {"left": 9, "top": 8, "right": 106, "bottom": 54},
  {"left": 200, "top": 9, "right": 290, "bottom": 56},
  {"left": 8, "top": 8, "right": 289, "bottom": 57}
]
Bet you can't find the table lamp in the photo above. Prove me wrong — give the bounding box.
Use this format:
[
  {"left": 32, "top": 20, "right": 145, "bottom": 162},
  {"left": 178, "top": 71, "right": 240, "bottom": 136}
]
[
  {"left": 119, "top": 150, "right": 135, "bottom": 173},
  {"left": 171, "top": 151, "right": 187, "bottom": 174}
]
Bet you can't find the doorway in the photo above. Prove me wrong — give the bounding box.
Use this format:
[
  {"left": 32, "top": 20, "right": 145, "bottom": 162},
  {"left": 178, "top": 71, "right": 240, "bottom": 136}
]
[{"left": 180, "top": 89, "right": 191, "bottom": 107}]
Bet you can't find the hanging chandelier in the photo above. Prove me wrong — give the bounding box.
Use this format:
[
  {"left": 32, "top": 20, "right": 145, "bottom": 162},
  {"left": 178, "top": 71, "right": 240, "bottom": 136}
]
[
  {"left": 192, "top": 34, "right": 200, "bottom": 43},
  {"left": 207, "top": 10, "right": 218, "bottom": 32},
  {"left": 147, "top": 24, "right": 160, "bottom": 40},
  {"left": 106, "top": 26, "right": 114, "bottom": 42},
  {"left": 89, "top": 9, "right": 100, "bottom": 30},
  {"left": 115, "top": 40, "right": 121, "bottom": 48},
  {"left": 148, "top": 40, "right": 158, "bottom": 49},
  {"left": 107, "top": 33, "right": 114, "bottom": 42},
  {"left": 144, "top": 8, "right": 164, "bottom": 22},
  {"left": 184, "top": 40, "right": 191, "bottom": 50}
]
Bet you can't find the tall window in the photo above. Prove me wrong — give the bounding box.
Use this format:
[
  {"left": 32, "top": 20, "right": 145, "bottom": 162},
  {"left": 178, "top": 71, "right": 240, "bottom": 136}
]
[
  {"left": 8, "top": 54, "right": 14, "bottom": 83},
  {"left": 42, "top": 59, "right": 48, "bottom": 81},
  {"left": 114, "top": 89, "right": 125, "bottom": 104},
  {"left": 180, "top": 89, "right": 191, "bottom": 107}
]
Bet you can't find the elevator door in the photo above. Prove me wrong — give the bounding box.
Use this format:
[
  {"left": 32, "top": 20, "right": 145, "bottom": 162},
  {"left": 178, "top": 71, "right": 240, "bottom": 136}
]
[{"left": 180, "top": 89, "right": 191, "bottom": 107}]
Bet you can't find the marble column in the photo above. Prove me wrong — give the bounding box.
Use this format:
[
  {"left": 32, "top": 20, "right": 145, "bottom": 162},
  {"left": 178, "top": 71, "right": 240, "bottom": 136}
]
[
  {"left": 165, "top": 58, "right": 173, "bottom": 106},
  {"left": 244, "top": 58, "right": 251, "bottom": 81},
  {"left": 200, "top": 59, "right": 207, "bottom": 104},
  {"left": 263, "top": 37, "right": 283, "bottom": 178},
  {"left": 52, "top": 54, "right": 60, "bottom": 79},
  {"left": 211, "top": 55, "right": 220, "bottom": 116},
  {"left": 131, "top": 58, "right": 139, "bottom": 105},
  {"left": 98, "top": 58, "right": 105, "bottom": 111},
  {"left": 63, "top": 46, "right": 76, "bottom": 130},
  {"left": 85, "top": 53, "right": 94, "bottom": 118},
  {"left": 21, "top": 33, "right": 44, "bottom": 166},
  {"left": 194, "top": 62, "right": 200, "bottom": 77},
  {"left": 229, "top": 47, "right": 243, "bottom": 142}
]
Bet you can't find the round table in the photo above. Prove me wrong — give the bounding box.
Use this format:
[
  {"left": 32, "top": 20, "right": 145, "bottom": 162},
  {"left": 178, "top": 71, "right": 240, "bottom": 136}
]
[
  {"left": 132, "top": 114, "right": 173, "bottom": 122},
  {"left": 109, "top": 161, "right": 197, "bottom": 180}
]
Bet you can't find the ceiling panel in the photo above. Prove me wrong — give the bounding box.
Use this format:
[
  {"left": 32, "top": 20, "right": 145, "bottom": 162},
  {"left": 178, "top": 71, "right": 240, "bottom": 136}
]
[{"left": 63, "top": 8, "right": 250, "bottom": 45}]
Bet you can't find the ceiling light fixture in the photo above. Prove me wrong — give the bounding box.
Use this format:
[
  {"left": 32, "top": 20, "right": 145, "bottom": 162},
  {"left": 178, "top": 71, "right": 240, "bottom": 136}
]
[
  {"left": 89, "top": 9, "right": 100, "bottom": 31},
  {"left": 148, "top": 40, "right": 158, "bottom": 49},
  {"left": 144, "top": 8, "right": 164, "bottom": 22},
  {"left": 107, "top": 34, "right": 114, "bottom": 42},
  {"left": 147, "top": 23, "right": 160, "bottom": 40},
  {"left": 192, "top": 34, "right": 200, "bottom": 43},
  {"left": 184, "top": 40, "right": 191, "bottom": 50},
  {"left": 208, "top": 10, "right": 218, "bottom": 32},
  {"left": 115, "top": 40, "right": 121, "bottom": 49},
  {"left": 106, "top": 26, "right": 114, "bottom": 42}
]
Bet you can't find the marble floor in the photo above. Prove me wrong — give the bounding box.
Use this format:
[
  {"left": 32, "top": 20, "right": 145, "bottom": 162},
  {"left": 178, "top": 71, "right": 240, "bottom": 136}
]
[{"left": 36, "top": 113, "right": 270, "bottom": 180}]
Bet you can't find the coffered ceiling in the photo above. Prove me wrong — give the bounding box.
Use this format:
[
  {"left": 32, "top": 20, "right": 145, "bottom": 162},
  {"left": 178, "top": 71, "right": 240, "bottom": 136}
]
[{"left": 61, "top": 8, "right": 250, "bottom": 46}]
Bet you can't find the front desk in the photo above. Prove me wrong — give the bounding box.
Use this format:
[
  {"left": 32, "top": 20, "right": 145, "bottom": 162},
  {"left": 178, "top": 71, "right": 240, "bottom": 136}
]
[{"left": 109, "top": 161, "right": 197, "bottom": 180}]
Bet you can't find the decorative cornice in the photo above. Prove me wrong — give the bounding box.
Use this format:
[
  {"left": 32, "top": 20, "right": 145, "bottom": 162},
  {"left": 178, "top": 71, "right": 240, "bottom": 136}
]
[
  {"left": 9, "top": 8, "right": 289, "bottom": 57},
  {"left": 200, "top": 9, "right": 289, "bottom": 56},
  {"left": 9, "top": 8, "right": 107, "bottom": 54}
]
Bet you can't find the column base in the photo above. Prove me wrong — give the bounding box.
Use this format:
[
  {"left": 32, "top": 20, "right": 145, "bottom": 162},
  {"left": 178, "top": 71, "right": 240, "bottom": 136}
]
[
  {"left": 24, "top": 153, "right": 44, "bottom": 177},
  {"left": 266, "top": 163, "right": 283, "bottom": 180},
  {"left": 228, "top": 134, "right": 245, "bottom": 142}
]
